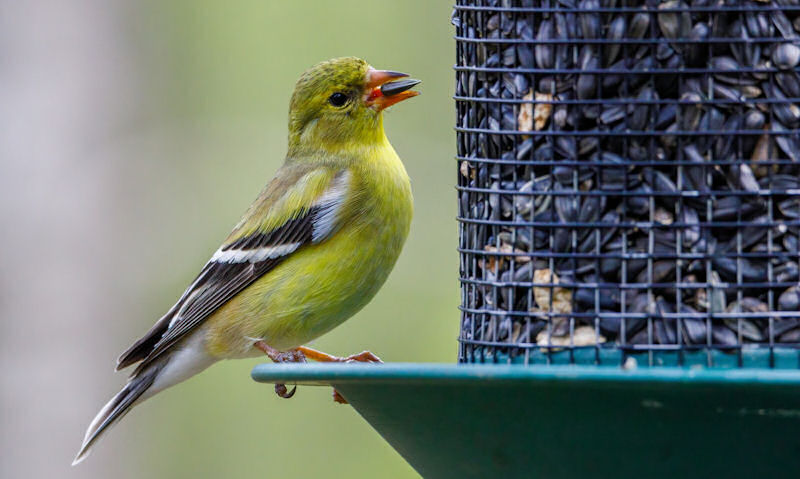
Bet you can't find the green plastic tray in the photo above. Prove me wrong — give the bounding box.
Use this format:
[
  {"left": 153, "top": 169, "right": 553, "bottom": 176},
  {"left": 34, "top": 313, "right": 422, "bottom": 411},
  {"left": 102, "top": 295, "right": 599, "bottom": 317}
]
[{"left": 253, "top": 361, "right": 800, "bottom": 478}]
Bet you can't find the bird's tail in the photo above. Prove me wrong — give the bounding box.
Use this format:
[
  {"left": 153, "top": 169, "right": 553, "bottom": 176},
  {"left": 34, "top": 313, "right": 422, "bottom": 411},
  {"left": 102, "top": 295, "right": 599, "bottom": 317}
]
[{"left": 72, "top": 365, "right": 162, "bottom": 466}]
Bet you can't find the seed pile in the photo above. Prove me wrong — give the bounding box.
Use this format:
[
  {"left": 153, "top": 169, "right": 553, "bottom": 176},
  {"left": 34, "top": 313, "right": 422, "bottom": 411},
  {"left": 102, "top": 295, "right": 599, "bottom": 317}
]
[{"left": 454, "top": 0, "right": 800, "bottom": 361}]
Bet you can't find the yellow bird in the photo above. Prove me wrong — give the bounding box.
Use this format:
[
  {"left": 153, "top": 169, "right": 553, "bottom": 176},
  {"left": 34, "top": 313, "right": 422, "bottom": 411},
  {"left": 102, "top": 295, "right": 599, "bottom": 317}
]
[{"left": 74, "top": 57, "right": 419, "bottom": 464}]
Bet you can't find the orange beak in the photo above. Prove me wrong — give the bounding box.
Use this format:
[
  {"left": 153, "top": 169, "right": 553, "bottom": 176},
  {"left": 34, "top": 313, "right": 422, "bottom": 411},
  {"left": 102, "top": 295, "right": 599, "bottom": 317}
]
[{"left": 364, "top": 67, "right": 421, "bottom": 111}]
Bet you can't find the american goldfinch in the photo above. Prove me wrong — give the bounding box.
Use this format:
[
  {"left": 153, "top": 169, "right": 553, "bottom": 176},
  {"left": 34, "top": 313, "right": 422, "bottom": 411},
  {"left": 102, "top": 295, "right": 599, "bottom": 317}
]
[{"left": 74, "top": 57, "right": 419, "bottom": 465}]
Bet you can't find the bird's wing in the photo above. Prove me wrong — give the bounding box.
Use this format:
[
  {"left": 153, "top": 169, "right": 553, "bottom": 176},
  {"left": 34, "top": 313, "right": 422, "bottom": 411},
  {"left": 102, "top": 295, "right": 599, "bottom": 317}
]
[{"left": 117, "top": 163, "right": 352, "bottom": 372}]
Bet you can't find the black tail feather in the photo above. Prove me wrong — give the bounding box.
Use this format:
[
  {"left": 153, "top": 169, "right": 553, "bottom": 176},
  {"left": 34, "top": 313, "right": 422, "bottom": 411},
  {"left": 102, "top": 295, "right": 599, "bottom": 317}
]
[{"left": 72, "top": 366, "right": 161, "bottom": 465}]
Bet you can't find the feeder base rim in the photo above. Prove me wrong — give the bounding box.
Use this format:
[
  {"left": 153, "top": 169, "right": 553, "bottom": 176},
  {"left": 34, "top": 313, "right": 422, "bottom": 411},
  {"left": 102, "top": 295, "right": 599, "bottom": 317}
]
[{"left": 251, "top": 362, "right": 800, "bottom": 386}]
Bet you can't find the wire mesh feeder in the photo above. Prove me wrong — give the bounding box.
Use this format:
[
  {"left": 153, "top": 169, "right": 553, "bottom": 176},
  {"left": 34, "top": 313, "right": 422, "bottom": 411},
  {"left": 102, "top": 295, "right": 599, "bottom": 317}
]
[{"left": 455, "top": 0, "right": 800, "bottom": 367}]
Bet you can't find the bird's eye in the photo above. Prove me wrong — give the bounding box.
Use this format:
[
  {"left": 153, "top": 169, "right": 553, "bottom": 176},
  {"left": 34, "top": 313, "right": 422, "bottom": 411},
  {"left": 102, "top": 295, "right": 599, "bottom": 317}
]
[{"left": 328, "top": 92, "right": 348, "bottom": 107}]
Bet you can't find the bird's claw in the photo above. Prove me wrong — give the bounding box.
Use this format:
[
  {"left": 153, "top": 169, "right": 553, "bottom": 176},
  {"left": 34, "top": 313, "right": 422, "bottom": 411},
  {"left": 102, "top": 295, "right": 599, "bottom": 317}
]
[
  {"left": 343, "top": 350, "right": 382, "bottom": 363},
  {"left": 274, "top": 383, "right": 297, "bottom": 399},
  {"left": 334, "top": 350, "right": 379, "bottom": 402},
  {"left": 332, "top": 388, "right": 348, "bottom": 404},
  {"left": 257, "top": 343, "right": 377, "bottom": 403}
]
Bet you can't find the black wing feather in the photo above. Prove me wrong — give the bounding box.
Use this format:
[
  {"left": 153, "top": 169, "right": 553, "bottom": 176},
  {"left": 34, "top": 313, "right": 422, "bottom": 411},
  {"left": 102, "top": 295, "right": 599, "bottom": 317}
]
[
  {"left": 117, "top": 169, "right": 349, "bottom": 371},
  {"left": 118, "top": 208, "right": 320, "bottom": 372}
]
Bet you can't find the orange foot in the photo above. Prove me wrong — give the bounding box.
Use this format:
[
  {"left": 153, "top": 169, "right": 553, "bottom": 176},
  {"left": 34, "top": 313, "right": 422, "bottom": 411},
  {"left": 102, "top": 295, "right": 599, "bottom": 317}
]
[
  {"left": 296, "top": 346, "right": 382, "bottom": 364},
  {"left": 296, "top": 346, "right": 382, "bottom": 404},
  {"left": 254, "top": 342, "right": 382, "bottom": 403}
]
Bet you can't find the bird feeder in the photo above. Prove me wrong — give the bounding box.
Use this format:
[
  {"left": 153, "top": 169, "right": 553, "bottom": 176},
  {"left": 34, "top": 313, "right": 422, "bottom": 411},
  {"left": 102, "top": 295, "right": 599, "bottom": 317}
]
[{"left": 255, "top": 1, "right": 800, "bottom": 477}]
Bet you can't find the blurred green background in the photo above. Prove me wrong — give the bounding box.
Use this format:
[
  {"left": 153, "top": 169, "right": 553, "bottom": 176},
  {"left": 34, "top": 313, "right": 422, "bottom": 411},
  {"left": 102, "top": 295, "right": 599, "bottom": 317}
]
[{"left": 0, "top": 1, "right": 455, "bottom": 478}]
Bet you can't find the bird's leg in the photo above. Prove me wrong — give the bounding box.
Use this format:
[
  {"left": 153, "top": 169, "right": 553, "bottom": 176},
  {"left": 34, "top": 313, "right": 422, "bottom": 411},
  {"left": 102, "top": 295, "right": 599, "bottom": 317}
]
[
  {"left": 253, "top": 340, "right": 306, "bottom": 399},
  {"left": 254, "top": 340, "right": 307, "bottom": 363},
  {"left": 295, "top": 346, "right": 382, "bottom": 404},
  {"left": 295, "top": 346, "right": 382, "bottom": 363}
]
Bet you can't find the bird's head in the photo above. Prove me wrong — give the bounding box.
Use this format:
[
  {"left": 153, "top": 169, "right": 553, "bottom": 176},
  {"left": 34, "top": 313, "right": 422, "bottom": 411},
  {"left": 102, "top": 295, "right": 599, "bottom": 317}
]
[{"left": 287, "top": 57, "right": 420, "bottom": 155}]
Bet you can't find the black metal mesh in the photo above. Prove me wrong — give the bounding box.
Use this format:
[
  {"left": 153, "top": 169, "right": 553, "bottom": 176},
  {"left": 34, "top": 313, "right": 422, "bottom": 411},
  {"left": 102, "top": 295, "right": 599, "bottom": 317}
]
[{"left": 455, "top": 0, "right": 800, "bottom": 367}]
